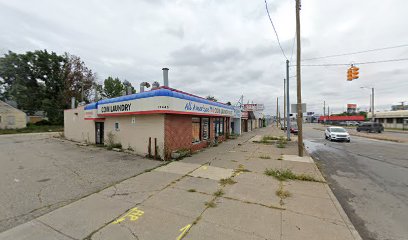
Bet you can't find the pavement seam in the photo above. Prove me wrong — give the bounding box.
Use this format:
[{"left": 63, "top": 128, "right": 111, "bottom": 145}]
[
  {"left": 284, "top": 209, "right": 347, "bottom": 226},
  {"left": 83, "top": 162, "right": 208, "bottom": 240},
  {"left": 36, "top": 219, "right": 78, "bottom": 240}
]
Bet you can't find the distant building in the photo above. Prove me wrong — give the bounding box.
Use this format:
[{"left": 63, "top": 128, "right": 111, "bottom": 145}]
[
  {"left": 368, "top": 110, "right": 408, "bottom": 130},
  {"left": 391, "top": 104, "right": 408, "bottom": 111},
  {"left": 318, "top": 115, "right": 365, "bottom": 124},
  {"left": 0, "top": 100, "right": 27, "bottom": 129}
]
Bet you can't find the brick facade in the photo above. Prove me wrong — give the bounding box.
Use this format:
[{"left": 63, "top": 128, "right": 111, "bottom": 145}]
[{"left": 164, "top": 114, "right": 229, "bottom": 159}]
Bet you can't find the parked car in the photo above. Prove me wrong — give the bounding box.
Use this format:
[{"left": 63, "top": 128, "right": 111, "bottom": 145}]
[
  {"left": 356, "top": 122, "right": 384, "bottom": 133},
  {"left": 337, "top": 121, "right": 348, "bottom": 126},
  {"left": 290, "top": 124, "right": 299, "bottom": 135},
  {"left": 325, "top": 126, "right": 350, "bottom": 142},
  {"left": 346, "top": 121, "right": 359, "bottom": 126}
]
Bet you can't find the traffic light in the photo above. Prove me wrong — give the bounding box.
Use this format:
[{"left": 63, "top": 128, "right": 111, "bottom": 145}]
[
  {"left": 347, "top": 67, "right": 353, "bottom": 81},
  {"left": 352, "top": 66, "right": 359, "bottom": 79}
]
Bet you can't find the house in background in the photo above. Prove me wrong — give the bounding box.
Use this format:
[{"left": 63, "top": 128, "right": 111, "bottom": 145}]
[{"left": 0, "top": 100, "right": 27, "bottom": 129}]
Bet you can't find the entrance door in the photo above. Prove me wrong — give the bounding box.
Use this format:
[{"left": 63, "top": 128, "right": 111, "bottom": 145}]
[{"left": 95, "top": 122, "right": 104, "bottom": 145}]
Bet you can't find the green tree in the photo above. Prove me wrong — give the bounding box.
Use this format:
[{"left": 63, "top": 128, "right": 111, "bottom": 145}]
[
  {"left": 206, "top": 95, "right": 217, "bottom": 102},
  {"left": 103, "top": 77, "right": 124, "bottom": 98},
  {"left": 0, "top": 51, "right": 46, "bottom": 113},
  {"left": 0, "top": 50, "right": 97, "bottom": 124}
]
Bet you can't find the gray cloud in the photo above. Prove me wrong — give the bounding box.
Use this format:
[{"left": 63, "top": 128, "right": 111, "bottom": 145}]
[{"left": 0, "top": 0, "right": 407, "bottom": 115}]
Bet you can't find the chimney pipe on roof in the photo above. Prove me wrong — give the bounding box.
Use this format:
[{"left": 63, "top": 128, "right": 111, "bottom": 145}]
[
  {"left": 162, "top": 68, "right": 169, "bottom": 87},
  {"left": 140, "top": 82, "right": 151, "bottom": 93}
]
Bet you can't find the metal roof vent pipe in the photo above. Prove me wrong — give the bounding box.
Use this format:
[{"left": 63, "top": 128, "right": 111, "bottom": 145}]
[
  {"left": 162, "top": 67, "right": 169, "bottom": 87},
  {"left": 140, "top": 82, "right": 151, "bottom": 93},
  {"left": 151, "top": 81, "right": 160, "bottom": 90}
]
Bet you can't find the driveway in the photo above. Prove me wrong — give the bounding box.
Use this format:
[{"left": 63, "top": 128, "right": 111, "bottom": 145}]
[{"left": 0, "top": 133, "right": 161, "bottom": 233}]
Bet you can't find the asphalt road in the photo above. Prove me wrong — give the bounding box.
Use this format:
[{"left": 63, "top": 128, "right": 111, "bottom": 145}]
[
  {"left": 303, "top": 125, "right": 408, "bottom": 240},
  {"left": 0, "top": 133, "right": 161, "bottom": 233}
]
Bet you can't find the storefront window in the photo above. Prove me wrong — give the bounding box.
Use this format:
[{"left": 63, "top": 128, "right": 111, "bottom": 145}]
[
  {"left": 214, "top": 118, "right": 224, "bottom": 136},
  {"left": 201, "top": 118, "right": 209, "bottom": 140},
  {"left": 192, "top": 117, "right": 201, "bottom": 143}
]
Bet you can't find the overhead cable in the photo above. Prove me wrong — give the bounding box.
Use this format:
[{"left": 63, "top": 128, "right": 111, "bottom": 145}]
[
  {"left": 302, "top": 44, "right": 408, "bottom": 61},
  {"left": 264, "top": 0, "right": 288, "bottom": 60}
]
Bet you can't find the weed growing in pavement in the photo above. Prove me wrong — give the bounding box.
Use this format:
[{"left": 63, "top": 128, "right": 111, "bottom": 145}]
[
  {"left": 277, "top": 155, "right": 284, "bottom": 160},
  {"left": 187, "top": 189, "right": 197, "bottom": 192},
  {"left": 263, "top": 136, "right": 281, "bottom": 141},
  {"left": 213, "top": 189, "right": 225, "bottom": 197},
  {"left": 259, "top": 154, "right": 271, "bottom": 159},
  {"left": 233, "top": 164, "right": 250, "bottom": 176},
  {"left": 276, "top": 188, "right": 291, "bottom": 199},
  {"left": 219, "top": 177, "right": 237, "bottom": 186},
  {"left": 277, "top": 143, "right": 286, "bottom": 148},
  {"left": 205, "top": 200, "right": 216, "bottom": 208},
  {"left": 264, "top": 168, "right": 322, "bottom": 182},
  {"left": 192, "top": 216, "right": 202, "bottom": 225}
]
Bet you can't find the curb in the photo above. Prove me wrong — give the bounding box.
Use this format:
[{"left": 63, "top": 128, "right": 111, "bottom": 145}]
[{"left": 324, "top": 184, "right": 363, "bottom": 240}]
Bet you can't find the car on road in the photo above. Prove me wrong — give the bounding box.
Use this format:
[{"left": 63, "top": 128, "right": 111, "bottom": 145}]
[
  {"left": 356, "top": 122, "right": 384, "bottom": 133},
  {"left": 325, "top": 126, "right": 350, "bottom": 142},
  {"left": 290, "top": 124, "right": 299, "bottom": 135}
]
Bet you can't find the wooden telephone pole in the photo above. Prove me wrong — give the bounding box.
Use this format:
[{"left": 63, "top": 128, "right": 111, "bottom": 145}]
[{"left": 296, "top": 0, "right": 303, "bottom": 157}]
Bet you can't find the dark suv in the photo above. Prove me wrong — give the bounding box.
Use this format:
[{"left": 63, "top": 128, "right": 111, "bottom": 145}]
[{"left": 356, "top": 122, "right": 384, "bottom": 133}]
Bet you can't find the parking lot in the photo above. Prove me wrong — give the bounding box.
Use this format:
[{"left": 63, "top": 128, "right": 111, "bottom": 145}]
[{"left": 0, "top": 133, "right": 161, "bottom": 233}]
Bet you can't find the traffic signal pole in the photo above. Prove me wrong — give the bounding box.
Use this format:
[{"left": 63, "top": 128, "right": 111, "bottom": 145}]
[{"left": 296, "top": 0, "right": 303, "bottom": 157}]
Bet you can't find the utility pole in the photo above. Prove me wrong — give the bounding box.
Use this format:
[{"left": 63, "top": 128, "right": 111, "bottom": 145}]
[
  {"left": 286, "top": 60, "right": 291, "bottom": 141},
  {"left": 295, "top": 0, "right": 303, "bottom": 157},
  {"left": 371, "top": 87, "right": 375, "bottom": 121},
  {"left": 276, "top": 97, "right": 279, "bottom": 128},
  {"left": 323, "top": 101, "right": 326, "bottom": 116},
  {"left": 328, "top": 106, "right": 330, "bottom": 116},
  {"left": 284, "top": 78, "right": 287, "bottom": 130}
]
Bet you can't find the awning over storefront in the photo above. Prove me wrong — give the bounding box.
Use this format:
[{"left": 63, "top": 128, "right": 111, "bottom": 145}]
[
  {"left": 248, "top": 111, "right": 256, "bottom": 120},
  {"left": 84, "top": 87, "right": 235, "bottom": 119}
]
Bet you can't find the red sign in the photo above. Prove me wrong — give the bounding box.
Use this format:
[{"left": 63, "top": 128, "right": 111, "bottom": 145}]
[
  {"left": 241, "top": 111, "right": 248, "bottom": 119},
  {"left": 347, "top": 104, "right": 357, "bottom": 109}
]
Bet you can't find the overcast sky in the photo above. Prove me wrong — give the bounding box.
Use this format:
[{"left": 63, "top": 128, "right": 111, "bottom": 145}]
[{"left": 1, "top": 0, "right": 407, "bottom": 115}]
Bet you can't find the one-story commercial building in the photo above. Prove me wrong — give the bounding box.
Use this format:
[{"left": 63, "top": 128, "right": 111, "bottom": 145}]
[
  {"left": 64, "top": 83, "right": 235, "bottom": 160},
  {"left": 241, "top": 104, "right": 265, "bottom": 132},
  {"left": 368, "top": 110, "right": 408, "bottom": 130}
]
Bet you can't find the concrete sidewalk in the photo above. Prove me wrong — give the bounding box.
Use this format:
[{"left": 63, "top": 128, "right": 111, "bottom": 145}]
[{"left": 0, "top": 126, "right": 362, "bottom": 240}]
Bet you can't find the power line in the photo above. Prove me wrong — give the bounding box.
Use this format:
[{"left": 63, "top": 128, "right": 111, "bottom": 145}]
[
  {"left": 289, "top": 31, "right": 296, "bottom": 63},
  {"left": 264, "top": 0, "right": 288, "bottom": 60},
  {"left": 302, "top": 44, "right": 408, "bottom": 61},
  {"left": 290, "top": 57, "right": 408, "bottom": 67}
]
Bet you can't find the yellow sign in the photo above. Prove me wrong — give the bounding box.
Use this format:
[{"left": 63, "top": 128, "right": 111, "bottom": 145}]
[
  {"left": 176, "top": 224, "right": 191, "bottom": 240},
  {"left": 112, "top": 207, "right": 144, "bottom": 224}
]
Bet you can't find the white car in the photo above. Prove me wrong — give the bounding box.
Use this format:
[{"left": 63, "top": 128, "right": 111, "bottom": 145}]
[{"left": 325, "top": 127, "right": 350, "bottom": 142}]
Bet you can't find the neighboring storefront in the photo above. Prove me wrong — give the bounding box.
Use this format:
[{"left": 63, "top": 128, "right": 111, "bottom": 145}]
[
  {"left": 231, "top": 107, "right": 242, "bottom": 135},
  {"left": 242, "top": 103, "right": 264, "bottom": 132},
  {"left": 64, "top": 87, "right": 234, "bottom": 160}
]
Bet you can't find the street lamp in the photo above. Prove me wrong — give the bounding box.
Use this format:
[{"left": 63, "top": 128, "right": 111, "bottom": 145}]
[{"left": 360, "top": 87, "right": 375, "bottom": 122}]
